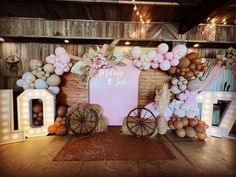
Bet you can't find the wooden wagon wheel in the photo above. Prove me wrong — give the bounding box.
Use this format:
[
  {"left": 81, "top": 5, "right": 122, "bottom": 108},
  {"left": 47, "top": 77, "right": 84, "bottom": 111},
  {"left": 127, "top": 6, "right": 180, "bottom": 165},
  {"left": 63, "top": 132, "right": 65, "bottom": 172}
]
[
  {"left": 126, "top": 107, "right": 157, "bottom": 137},
  {"left": 67, "top": 106, "right": 99, "bottom": 135}
]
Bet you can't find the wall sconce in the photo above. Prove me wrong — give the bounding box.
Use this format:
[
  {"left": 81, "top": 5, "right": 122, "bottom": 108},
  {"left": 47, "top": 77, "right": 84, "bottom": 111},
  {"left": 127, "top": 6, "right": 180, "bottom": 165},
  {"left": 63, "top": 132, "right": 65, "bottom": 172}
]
[
  {"left": 0, "top": 90, "right": 24, "bottom": 145},
  {"left": 17, "top": 89, "right": 55, "bottom": 138}
]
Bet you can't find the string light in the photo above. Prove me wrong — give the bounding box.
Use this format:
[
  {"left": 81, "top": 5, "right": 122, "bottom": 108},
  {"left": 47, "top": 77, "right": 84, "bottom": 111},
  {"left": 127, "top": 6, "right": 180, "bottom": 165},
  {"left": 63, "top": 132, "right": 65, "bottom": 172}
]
[{"left": 133, "top": 0, "right": 150, "bottom": 23}]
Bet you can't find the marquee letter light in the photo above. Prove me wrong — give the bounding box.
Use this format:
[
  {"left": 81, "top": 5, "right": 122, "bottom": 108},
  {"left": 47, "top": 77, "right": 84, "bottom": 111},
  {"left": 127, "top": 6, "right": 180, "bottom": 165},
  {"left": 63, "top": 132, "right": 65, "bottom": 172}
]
[
  {"left": 197, "top": 91, "right": 236, "bottom": 137},
  {"left": 17, "top": 89, "right": 55, "bottom": 138},
  {"left": 0, "top": 89, "right": 24, "bottom": 145}
]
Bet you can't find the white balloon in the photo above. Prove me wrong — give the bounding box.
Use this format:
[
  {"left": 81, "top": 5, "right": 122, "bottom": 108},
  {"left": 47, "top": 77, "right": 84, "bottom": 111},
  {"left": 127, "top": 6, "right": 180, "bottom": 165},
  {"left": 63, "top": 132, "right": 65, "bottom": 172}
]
[
  {"left": 131, "top": 47, "right": 142, "bottom": 59},
  {"left": 55, "top": 47, "right": 66, "bottom": 56}
]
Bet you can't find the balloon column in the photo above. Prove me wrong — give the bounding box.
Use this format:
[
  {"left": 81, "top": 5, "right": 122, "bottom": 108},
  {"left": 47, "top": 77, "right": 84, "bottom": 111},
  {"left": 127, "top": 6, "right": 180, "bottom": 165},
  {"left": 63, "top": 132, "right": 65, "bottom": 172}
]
[
  {"left": 131, "top": 43, "right": 209, "bottom": 140},
  {"left": 17, "top": 47, "right": 72, "bottom": 95}
]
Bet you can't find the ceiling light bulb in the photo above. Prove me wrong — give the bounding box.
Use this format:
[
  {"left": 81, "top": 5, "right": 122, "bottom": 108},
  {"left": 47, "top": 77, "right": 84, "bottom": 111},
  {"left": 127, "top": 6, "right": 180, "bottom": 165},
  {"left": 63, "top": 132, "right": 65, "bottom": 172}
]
[
  {"left": 211, "top": 19, "right": 215, "bottom": 24},
  {"left": 147, "top": 19, "right": 150, "bottom": 23},
  {"left": 136, "top": 11, "right": 139, "bottom": 15},
  {"left": 223, "top": 22, "right": 227, "bottom": 25},
  {"left": 0, "top": 37, "right": 5, "bottom": 42},
  {"left": 207, "top": 17, "right": 210, "bottom": 21},
  {"left": 64, "top": 39, "right": 69, "bottom": 43},
  {"left": 124, "top": 41, "right": 130, "bottom": 45},
  {"left": 134, "top": 5, "right": 137, "bottom": 11},
  {"left": 140, "top": 15, "right": 142, "bottom": 18},
  {"left": 193, "top": 43, "right": 199, "bottom": 48},
  {"left": 222, "top": 18, "right": 226, "bottom": 22}
]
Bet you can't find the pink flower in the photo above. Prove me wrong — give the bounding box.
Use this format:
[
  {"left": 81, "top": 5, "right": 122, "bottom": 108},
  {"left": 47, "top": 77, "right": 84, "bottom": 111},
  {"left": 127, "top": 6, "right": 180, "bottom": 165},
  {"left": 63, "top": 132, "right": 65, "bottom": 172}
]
[{"left": 89, "top": 67, "right": 98, "bottom": 77}]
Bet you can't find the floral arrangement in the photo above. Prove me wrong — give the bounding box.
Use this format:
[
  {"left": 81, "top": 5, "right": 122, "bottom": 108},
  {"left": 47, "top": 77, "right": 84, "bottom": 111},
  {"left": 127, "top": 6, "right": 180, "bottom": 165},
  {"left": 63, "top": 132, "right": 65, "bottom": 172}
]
[
  {"left": 216, "top": 47, "right": 236, "bottom": 69},
  {"left": 71, "top": 40, "right": 124, "bottom": 81}
]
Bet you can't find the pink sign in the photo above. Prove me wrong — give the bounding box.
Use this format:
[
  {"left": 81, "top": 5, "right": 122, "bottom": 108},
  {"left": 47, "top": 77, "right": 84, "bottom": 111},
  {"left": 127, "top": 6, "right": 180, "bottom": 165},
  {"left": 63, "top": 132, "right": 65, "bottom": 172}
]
[{"left": 89, "top": 59, "right": 141, "bottom": 125}]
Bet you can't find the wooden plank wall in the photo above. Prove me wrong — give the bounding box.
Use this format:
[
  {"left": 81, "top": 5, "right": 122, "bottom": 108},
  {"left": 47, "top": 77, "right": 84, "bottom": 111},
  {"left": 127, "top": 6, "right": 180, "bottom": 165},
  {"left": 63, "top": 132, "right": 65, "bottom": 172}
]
[
  {"left": 0, "top": 18, "right": 235, "bottom": 41},
  {"left": 0, "top": 18, "right": 178, "bottom": 40}
]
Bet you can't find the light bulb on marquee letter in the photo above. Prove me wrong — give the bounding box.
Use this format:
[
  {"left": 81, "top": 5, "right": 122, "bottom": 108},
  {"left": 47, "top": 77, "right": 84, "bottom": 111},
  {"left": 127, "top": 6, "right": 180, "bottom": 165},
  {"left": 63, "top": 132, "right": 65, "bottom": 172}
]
[
  {"left": 0, "top": 89, "right": 24, "bottom": 145},
  {"left": 17, "top": 89, "right": 55, "bottom": 138}
]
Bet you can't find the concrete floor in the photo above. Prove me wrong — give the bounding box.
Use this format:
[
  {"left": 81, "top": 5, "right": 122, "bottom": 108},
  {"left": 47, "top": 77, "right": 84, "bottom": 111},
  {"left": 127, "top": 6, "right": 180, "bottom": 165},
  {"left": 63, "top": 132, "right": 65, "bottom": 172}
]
[{"left": 0, "top": 131, "right": 236, "bottom": 177}]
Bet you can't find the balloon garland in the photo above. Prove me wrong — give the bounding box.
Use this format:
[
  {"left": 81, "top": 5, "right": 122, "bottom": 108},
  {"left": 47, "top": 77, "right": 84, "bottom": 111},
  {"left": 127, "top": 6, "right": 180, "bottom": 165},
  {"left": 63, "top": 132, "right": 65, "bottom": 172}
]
[{"left": 131, "top": 43, "right": 209, "bottom": 140}]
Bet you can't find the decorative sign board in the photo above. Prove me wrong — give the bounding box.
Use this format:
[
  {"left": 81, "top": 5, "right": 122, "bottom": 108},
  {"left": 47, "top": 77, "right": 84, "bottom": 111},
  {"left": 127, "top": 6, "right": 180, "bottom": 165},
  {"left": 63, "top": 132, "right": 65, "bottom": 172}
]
[
  {"left": 197, "top": 91, "right": 236, "bottom": 137},
  {"left": 90, "top": 59, "right": 141, "bottom": 125},
  {"left": 17, "top": 89, "right": 55, "bottom": 138},
  {"left": 0, "top": 89, "right": 24, "bottom": 145}
]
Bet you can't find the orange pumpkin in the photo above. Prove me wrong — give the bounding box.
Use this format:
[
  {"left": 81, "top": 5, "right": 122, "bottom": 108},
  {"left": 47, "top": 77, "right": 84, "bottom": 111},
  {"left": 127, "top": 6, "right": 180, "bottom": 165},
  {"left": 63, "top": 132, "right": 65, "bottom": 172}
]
[
  {"left": 197, "top": 132, "right": 207, "bottom": 140},
  {"left": 48, "top": 124, "right": 57, "bottom": 134},
  {"left": 55, "top": 126, "right": 67, "bottom": 136}
]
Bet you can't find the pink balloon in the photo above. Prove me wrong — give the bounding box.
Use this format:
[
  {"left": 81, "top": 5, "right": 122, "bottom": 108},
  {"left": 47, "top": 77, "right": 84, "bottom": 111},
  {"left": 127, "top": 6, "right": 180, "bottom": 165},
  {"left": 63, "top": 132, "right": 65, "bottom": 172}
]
[
  {"left": 46, "top": 56, "right": 52, "bottom": 63},
  {"left": 151, "top": 63, "right": 159, "bottom": 69},
  {"left": 164, "top": 52, "right": 173, "bottom": 60},
  {"left": 157, "top": 43, "right": 169, "bottom": 54},
  {"left": 64, "top": 67, "right": 70, "bottom": 72},
  {"left": 178, "top": 93, "right": 187, "bottom": 101},
  {"left": 170, "top": 58, "right": 179, "bottom": 66},
  {"left": 55, "top": 56, "right": 60, "bottom": 62},
  {"left": 54, "top": 62, "right": 61, "bottom": 68},
  {"left": 50, "top": 54, "right": 56, "bottom": 58},
  {"left": 55, "top": 68, "right": 64, "bottom": 75},
  {"left": 172, "top": 45, "right": 187, "bottom": 58},
  {"left": 159, "top": 60, "right": 171, "bottom": 71},
  {"left": 156, "top": 53, "right": 164, "bottom": 63},
  {"left": 59, "top": 54, "right": 70, "bottom": 64},
  {"left": 68, "top": 63, "right": 73, "bottom": 67}
]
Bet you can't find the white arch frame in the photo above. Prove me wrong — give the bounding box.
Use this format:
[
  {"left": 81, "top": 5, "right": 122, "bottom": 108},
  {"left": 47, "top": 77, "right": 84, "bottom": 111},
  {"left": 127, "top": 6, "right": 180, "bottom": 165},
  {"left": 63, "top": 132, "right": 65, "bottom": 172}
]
[{"left": 17, "top": 89, "right": 55, "bottom": 138}]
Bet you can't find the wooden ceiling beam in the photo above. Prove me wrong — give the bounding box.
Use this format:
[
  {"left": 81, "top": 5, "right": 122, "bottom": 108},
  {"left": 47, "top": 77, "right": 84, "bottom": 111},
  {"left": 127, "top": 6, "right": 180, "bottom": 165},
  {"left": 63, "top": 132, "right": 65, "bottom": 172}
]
[
  {"left": 178, "top": 0, "right": 235, "bottom": 34},
  {"left": 54, "top": 0, "right": 181, "bottom": 6}
]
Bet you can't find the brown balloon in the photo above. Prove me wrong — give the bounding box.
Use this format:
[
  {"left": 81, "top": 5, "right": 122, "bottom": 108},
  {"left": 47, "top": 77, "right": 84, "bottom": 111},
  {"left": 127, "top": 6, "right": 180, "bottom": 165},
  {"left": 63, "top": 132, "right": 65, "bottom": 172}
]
[
  {"left": 180, "top": 71, "right": 186, "bottom": 76},
  {"left": 189, "top": 63, "right": 196, "bottom": 71},
  {"left": 195, "top": 125, "right": 206, "bottom": 133},
  {"left": 181, "top": 117, "right": 189, "bottom": 127},
  {"left": 178, "top": 57, "right": 190, "bottom": 68},
  {"left": 196, "top": 65, "right": 202, "bottom": 70},
  {"left": 176, "top": 128, "right": 186, "bottom": 137},
  {"left": 184, "top": 71, "right": 194, "bottom": 79},
  {"left": 176, "top": 69, "right": 180, "bottom": 74},
  {"left": 189, "top": 118, "right": 198, "bottom": 127},
  {"left": 33, "top": 105, "right": 43, "bottom": 113},
  {"left": 201, "top": 66, "right": 208, "bottom": 71},
  {"left": 180, "top": 68, "right": 186, "bottom": 72},
  {"left": 186, "top": 52, "right": 199, "bottom": 60},
  {"left": 193, "top": 70, "right": 200, "bottom": 76},
  {"left": 57, "top": 106, "right": 67, "bottom": 117},
  {"left": 174, "top": 120, "right": 184, "bottom": 129},
  {"left": 185, "top": 126, "right": 196, "bottom": 138},
  {"left": 168, "top": 66, "right": 177, "bottom": 75},
  {"left": 192, "top": 58, "right": 201, "bottom": 65}
]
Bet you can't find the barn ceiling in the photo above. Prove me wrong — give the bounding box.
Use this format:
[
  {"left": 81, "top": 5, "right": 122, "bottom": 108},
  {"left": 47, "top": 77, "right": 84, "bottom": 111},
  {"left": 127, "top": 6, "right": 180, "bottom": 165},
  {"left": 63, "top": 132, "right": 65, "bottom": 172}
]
[{"left": 0, "top": 0, "right": 236, "bottom": 34}]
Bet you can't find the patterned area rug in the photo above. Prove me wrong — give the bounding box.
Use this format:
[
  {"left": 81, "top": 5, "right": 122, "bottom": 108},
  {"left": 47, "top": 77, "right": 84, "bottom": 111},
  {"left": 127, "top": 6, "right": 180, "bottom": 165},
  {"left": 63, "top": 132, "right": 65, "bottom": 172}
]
[{"left": 54, "top": 126, "right": 175, "bottom": 161}]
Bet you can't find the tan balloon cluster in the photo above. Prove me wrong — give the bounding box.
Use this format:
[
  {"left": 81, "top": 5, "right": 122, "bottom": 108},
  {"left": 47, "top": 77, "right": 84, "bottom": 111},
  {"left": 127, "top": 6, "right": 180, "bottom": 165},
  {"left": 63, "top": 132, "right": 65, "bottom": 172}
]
[
  {"left": 168, "top": 52, "right": 208, "bottom": 79},
  {"left": 168, "top": 116, "right": 209, "bottom": 140},
  {"left": 48, "top": 105, "right": 68, "bottom": 135}
]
